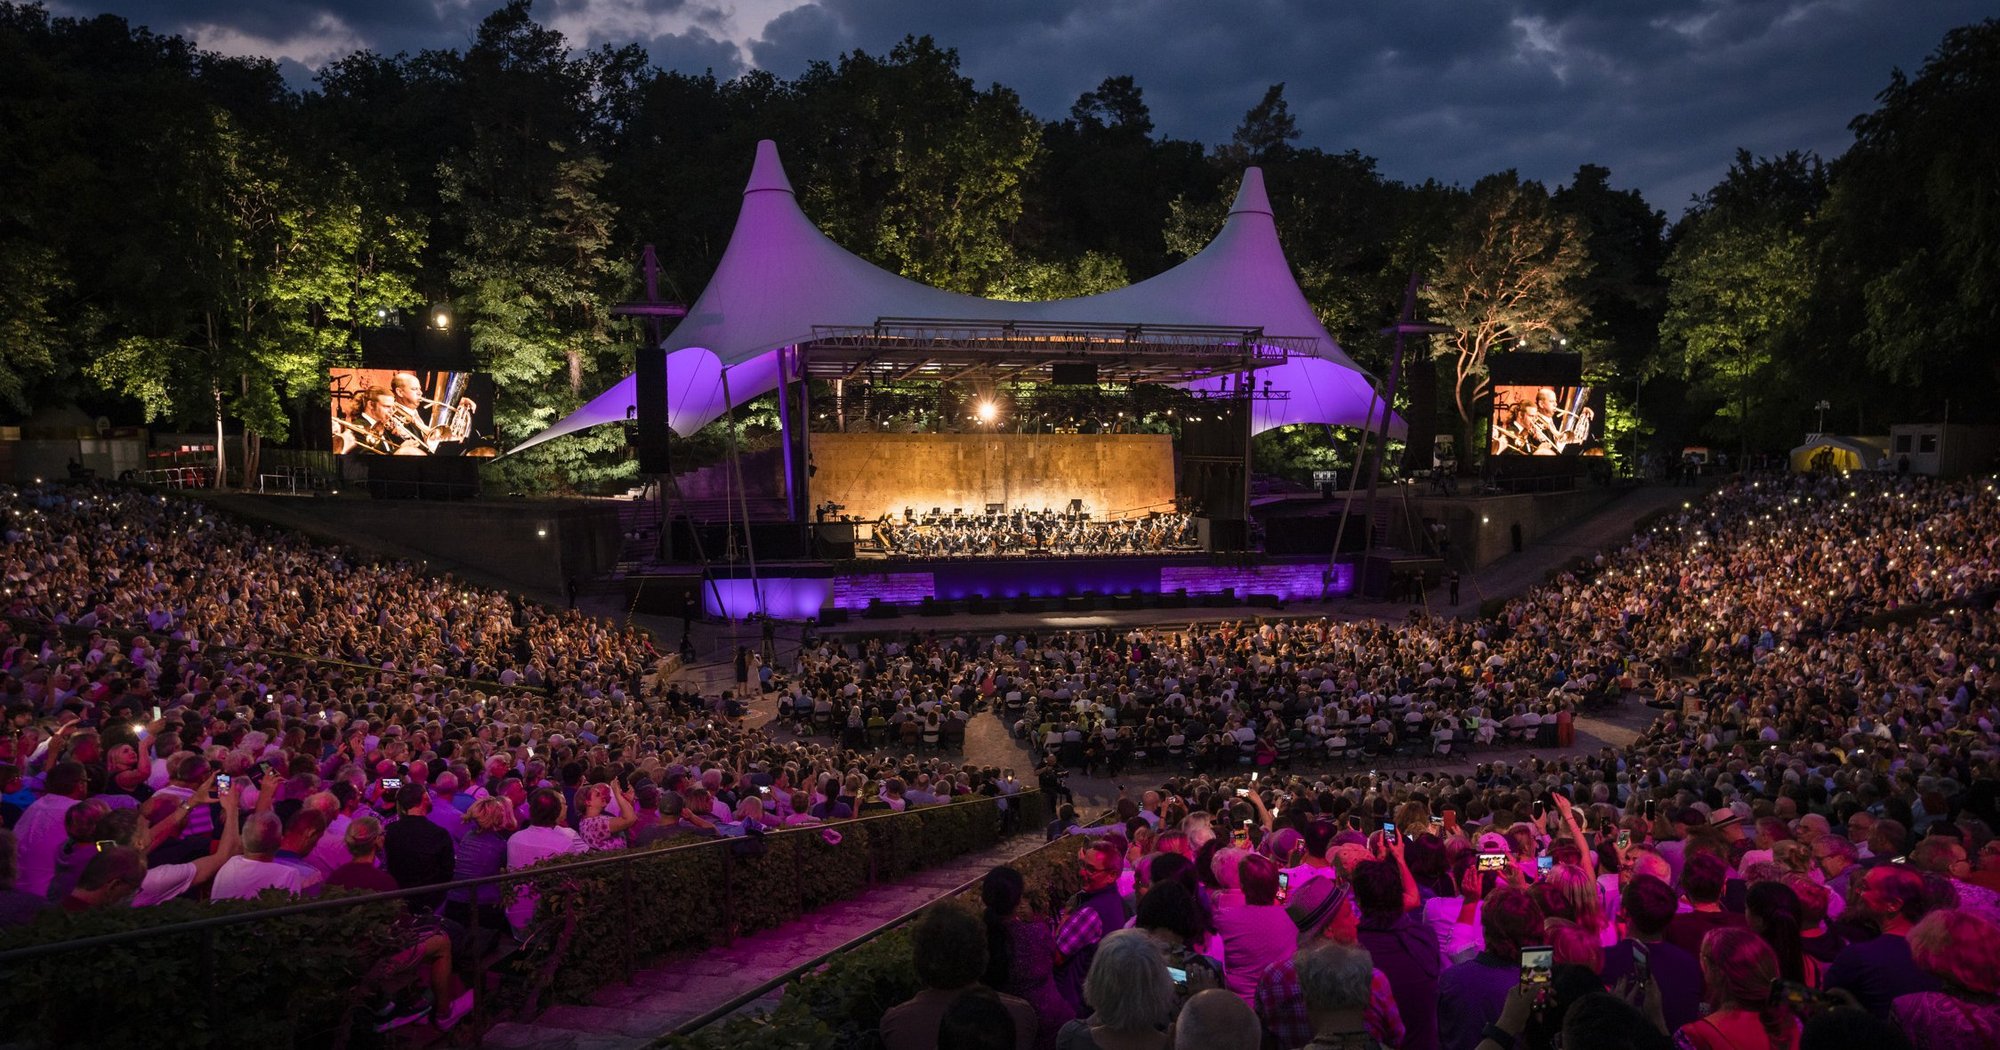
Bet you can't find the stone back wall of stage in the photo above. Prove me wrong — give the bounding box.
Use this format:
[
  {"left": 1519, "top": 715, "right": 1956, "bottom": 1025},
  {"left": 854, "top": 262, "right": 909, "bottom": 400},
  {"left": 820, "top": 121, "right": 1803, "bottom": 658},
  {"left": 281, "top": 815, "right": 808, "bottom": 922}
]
[{"left": 811, "top": 432, "right": 1175, "bottom": 521}]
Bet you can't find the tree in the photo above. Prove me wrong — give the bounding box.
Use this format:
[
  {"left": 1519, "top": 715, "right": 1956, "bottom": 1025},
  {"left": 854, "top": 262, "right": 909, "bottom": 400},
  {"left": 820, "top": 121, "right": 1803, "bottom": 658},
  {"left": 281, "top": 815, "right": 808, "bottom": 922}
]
[
  {"left": 1225, "top": 83, "right": 1300, "bottom": 165},
  {"left": 1819, "top": 19, "right": 2000, "bottom": 407},
  {"left": 788, "top": 37, "right": 1043, "bottom": 294},
  {"left": 988, "top": 251, "right": 1130, "bottom": 301},
  {"left": 1553, "top": 164, "right": 1667, "bottom": 470},
  {"left": 1421, "top": 173, "right": 1590, "bottom": 432},
  {"left": 1657, "top": 151, "right": 1823, "bottom": 457}
]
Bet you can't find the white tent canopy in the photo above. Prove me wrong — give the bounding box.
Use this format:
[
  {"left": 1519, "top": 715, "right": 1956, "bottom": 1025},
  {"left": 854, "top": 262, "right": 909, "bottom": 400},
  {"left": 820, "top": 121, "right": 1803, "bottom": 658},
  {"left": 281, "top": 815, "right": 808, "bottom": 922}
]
[{"left": 512, "top": 140, "right": 1399, "bottom": 454}]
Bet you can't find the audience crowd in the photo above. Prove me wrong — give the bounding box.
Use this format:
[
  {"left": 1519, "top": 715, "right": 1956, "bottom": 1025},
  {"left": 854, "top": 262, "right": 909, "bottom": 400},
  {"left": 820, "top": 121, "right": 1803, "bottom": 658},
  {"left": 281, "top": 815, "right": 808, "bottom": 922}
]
[
  {"left": 0, "top": 482, "right": 1026, "bottom": 1031},
  {"left": 860, "top": 470, "right": 2000, "bottom": 1050},
  {"left": 4, "top": 469, "right": 2000, "bottom": 1047}
]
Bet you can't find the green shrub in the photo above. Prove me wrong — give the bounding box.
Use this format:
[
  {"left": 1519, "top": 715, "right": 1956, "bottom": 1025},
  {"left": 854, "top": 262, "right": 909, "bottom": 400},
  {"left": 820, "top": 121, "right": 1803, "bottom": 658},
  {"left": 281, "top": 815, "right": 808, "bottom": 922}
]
[
  {"left": 0, "top": 891, "right": 406, "bottom": 1050},
  {"left": 655, "top": 825, "right": 1093, "bottom": 1050}
]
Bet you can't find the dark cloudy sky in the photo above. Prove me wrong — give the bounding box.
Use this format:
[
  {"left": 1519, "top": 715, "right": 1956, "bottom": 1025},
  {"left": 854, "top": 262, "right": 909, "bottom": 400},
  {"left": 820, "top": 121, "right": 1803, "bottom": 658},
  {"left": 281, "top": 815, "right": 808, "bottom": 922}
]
[{"left": 50, "top": 0, "right": 1989, "bottom": 215}]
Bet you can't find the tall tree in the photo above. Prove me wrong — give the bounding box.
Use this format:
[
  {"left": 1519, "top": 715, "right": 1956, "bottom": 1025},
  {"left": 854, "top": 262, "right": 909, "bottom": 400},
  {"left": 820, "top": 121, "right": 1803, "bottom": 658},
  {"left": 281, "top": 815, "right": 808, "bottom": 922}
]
[
  {"left": 1225, "top": 83, "right": 1300, "bottom": 165},
  {"left": 1656, "top": 151, "right": 1823, "bottom": 458},
  {"left": 1421, "top": 172, "right": 1590, "bottom": 434},
  {"left": 790, "top": 37, "right": 1042, "bottom": 294},
  {"left": 1819, "top": 19, "right": 2000, "bottom": 412}
]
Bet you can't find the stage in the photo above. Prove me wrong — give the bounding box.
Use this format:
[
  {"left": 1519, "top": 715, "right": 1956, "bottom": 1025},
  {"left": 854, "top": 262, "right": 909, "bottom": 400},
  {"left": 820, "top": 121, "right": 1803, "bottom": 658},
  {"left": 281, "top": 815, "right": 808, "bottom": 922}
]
[{"left": 626, "top": 551, "right": 1358, "bottom": 620}]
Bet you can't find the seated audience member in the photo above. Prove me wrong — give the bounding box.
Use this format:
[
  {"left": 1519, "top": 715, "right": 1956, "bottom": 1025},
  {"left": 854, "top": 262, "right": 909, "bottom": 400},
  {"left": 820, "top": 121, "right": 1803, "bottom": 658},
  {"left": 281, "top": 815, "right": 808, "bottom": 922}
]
[
  {"left": 1056, "top": 928, "right": 1176, "bottom": 1050},
  {"left": 1679, "top": 927, "right": 1800, "bottom": 1050},
  {"left": 879, "top": 903, "right": 1036, "bottom": 1050},
  {"left": 1438, "top": 887, "right": 1542, "bottom": 1050},
  {"left": 211, "top": 812, "right": 309, "bottom": 901},
  {"left": 0, "top": 828, "right": 51, "bottom": 926},
  {"left": 273, "top": 808, "right": 330, "bottom": 895},
  {"left": 56, "top": 846, "right": 147, "bottom": 912},
  {"left": 1174, "top": 988, "right": 1261, "bottom": 1050},
  {"left": 1601, "top": 875, "right": 1704, "bottom": 1033},
  {"left": 504, "top": 787, "right": 587, "bottom": 933},
  {"left": 1664, "top": 853, "right": 1747, "bottom": 956},
  {"left": 444, "top": 796, "right": 514, "bottom": 929},
  {"left": 1890, "top": 909, "right": 2000, "bottom": 1048},
  {"left": 325, "top": 815, "right": 399, "bottom": 893},
  {"left": 1294, "top": 942, "right": 1384, "bottom": 1048},
  {"left": 1825, "top": 864, "right": 1944, "bottom": 1018},
  {"left": 97, "top": 787, "right": 244, "bottom": 906},
  {"left": 385, "top": 782, "right": 454, "bottom": 911}
]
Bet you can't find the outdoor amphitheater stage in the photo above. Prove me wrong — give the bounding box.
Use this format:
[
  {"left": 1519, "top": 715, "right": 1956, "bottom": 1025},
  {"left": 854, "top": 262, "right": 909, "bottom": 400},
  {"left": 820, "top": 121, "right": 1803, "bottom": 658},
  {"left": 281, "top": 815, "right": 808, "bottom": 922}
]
[{"left": 631, "top": 551, "right": 1359, "bottom": 621}]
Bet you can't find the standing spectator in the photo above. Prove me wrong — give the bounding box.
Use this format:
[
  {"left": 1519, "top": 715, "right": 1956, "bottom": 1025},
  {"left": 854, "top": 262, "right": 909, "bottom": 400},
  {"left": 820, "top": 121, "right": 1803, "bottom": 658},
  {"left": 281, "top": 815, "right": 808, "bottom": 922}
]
[
  {"left": 983, "top": 865, "right": 1073, "bottom": 1050},
  {"left": 1294, "top": 942, "right": 1385, "bottom": 1049},
  {"left": 1438, "top": 887, "right": 1543, "bottom": 1050},
  {"left": 1602, "top": 875, "right": 1704, "bottom": 1033},
  {"left": 1746, "top": 882, "right": 1821, "bottom": 988},
  {"left": 1664, "top": 853, "right": 1747, "bottom": 956},
  {"left": 1891, "top": 909, "right": 2000, "bottom": 1049},
  {"left": 1174, "top": 989, "right": 1260, "bottom": 1050},
  {"left": 1056, "top": 840, "right": 1131, "bottom": 1014},
  {"left": 1677, "top": 928, "right": 1799, "bottom": 1050},
  {"left": 1056, "top": 928, "right": 1176, "bottom": 1050},
  {"left": 879, "top": 903, "right": 1036, "bottom": 1050},
  {"left": 1214, "top": 853, "right": 1298, "bottom": 1002},
  {"left": 1255, "top": 877, "right": 1404, "bottom": 1050},
  {"left": 1354, "top": 856, "right": 1442, "bottom": 1050},
  {"left": 1825, "top": 865, "right": 1944, "bottom": 1019},
  {"left": 384, "top": 783, "right": 454, "bottom": 912}
]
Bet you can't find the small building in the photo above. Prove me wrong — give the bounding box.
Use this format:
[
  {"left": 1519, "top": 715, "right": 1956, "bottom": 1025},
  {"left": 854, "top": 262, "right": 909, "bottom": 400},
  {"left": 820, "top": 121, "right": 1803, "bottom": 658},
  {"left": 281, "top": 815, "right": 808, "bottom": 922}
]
[{"left": 1887, "top": 423, "right": 2000, "bottom": 477}]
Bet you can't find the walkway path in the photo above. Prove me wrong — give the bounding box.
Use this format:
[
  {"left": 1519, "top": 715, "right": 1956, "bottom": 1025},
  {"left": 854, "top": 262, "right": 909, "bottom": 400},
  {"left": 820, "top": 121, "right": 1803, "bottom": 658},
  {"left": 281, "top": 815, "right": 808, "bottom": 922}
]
[{"left": 479, "top": 830, "right": 1051, "bottom": 1050}]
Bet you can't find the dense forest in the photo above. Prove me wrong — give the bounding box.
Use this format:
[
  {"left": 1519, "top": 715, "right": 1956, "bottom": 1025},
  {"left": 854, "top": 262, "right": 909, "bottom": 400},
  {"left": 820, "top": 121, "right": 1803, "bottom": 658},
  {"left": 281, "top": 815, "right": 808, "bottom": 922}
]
[{"left": 0, "top": 1, "right": 1994, "bottom": 491}]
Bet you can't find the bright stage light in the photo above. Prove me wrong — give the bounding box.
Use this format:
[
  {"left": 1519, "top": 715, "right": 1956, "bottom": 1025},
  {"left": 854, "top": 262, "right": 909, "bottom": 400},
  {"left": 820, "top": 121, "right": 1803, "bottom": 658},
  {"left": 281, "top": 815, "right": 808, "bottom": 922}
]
[{"left": 976, "top": 400, "right": 998, "bottom": 423}]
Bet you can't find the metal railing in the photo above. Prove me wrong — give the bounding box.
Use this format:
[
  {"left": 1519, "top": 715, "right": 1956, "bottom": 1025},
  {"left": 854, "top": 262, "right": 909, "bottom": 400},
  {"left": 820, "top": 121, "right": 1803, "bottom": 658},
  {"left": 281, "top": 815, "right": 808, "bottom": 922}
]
[{"left": 0, "top": 789, "right": 1041, "bottom": 1046}]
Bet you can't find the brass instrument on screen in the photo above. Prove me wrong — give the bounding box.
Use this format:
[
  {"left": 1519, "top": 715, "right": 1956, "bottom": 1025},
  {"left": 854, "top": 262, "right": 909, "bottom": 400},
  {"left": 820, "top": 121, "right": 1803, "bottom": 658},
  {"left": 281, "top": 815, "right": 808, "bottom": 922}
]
[{"left": 410, "top": 395, "right": 477, "bottom": 442}]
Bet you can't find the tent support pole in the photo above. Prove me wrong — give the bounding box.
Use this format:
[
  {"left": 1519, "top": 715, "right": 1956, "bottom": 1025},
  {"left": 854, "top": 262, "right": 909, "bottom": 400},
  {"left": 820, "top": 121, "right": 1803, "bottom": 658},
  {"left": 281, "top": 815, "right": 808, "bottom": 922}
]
[{"left": 719, "top": 366, "right": 763, "bottom": 620}]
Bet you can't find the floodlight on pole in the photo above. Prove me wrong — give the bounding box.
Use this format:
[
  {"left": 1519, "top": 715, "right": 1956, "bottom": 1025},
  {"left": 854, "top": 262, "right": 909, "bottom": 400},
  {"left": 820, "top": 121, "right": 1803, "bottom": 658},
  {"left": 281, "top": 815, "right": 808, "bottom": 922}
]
[{"left": 976, "top": 400, "right": 998, "bottom": 424}]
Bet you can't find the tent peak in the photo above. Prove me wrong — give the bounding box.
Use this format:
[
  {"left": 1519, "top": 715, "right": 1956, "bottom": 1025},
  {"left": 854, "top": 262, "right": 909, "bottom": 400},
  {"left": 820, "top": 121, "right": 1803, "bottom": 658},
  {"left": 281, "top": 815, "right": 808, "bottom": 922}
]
[
  {"left": 745, "top": 139, "right": 795, "bottom": 196},
  {"left": 1229, "top": 167, "right": 1272, "bottom": 217}
]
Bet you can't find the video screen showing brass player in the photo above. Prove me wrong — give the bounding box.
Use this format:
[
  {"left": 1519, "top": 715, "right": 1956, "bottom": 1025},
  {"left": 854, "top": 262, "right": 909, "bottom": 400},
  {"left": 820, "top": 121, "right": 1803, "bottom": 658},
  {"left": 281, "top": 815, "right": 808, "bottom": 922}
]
[
  {"left": 1490, "top": 384, "right": 1597, "bottom": 456},
  {"left": 329, "top": 368, "right": 499, "bottom": 457}
]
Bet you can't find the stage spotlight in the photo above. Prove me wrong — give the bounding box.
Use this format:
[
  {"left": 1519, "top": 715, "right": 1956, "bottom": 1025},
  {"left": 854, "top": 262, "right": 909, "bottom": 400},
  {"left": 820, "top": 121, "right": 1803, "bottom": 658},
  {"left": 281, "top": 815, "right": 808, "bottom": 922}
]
[{"left": 976, "top": 400, "right": 998, "bottom": 424}]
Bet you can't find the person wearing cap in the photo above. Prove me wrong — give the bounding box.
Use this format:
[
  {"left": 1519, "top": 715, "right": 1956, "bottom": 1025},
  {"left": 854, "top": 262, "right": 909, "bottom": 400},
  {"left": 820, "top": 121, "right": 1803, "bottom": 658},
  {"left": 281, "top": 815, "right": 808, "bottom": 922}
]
[{"left": 1253, "top": 876, "right": 1405, "bottom": 1049}]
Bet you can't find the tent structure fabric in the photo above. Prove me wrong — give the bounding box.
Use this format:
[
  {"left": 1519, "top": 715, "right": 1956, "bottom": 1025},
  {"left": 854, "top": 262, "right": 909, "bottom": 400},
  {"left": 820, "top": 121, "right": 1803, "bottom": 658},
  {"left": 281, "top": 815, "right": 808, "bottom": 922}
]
[
  {"left": 1789, "top": 436, "right": 1886, "bottom": 474},
  {"left": 513, "top": 140, "right": 1399, "bottom": 455}
]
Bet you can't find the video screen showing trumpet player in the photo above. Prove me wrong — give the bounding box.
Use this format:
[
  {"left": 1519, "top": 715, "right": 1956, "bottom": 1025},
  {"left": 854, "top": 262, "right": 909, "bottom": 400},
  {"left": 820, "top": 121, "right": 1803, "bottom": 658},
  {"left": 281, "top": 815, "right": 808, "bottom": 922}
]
[
  {"left": 329, "top": 368, "right": 499, "bottom": 457},
  {"left": 1488, "top": 383, "right": 1600, "bottom": 456}
]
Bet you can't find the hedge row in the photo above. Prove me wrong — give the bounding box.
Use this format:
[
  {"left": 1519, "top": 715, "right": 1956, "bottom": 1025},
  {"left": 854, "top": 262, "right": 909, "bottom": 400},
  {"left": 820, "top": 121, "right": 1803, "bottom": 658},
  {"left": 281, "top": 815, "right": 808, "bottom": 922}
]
[
  {"left": 657, "top": 822, "right": 1093, "bottom": 1050},
  {"left": 0, "top": 791, "right": 1044, "bottom": 1050}
]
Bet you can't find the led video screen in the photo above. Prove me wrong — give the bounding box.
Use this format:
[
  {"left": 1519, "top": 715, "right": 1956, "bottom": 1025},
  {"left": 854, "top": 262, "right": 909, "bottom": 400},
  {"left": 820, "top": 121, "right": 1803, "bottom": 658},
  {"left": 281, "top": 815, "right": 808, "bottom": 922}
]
[
  {"left": 329, "top": 368, "right": 498, "bottom": 457},
  {"left": 1489, "top": 383, "right": 1602, "bottom": 456}
]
